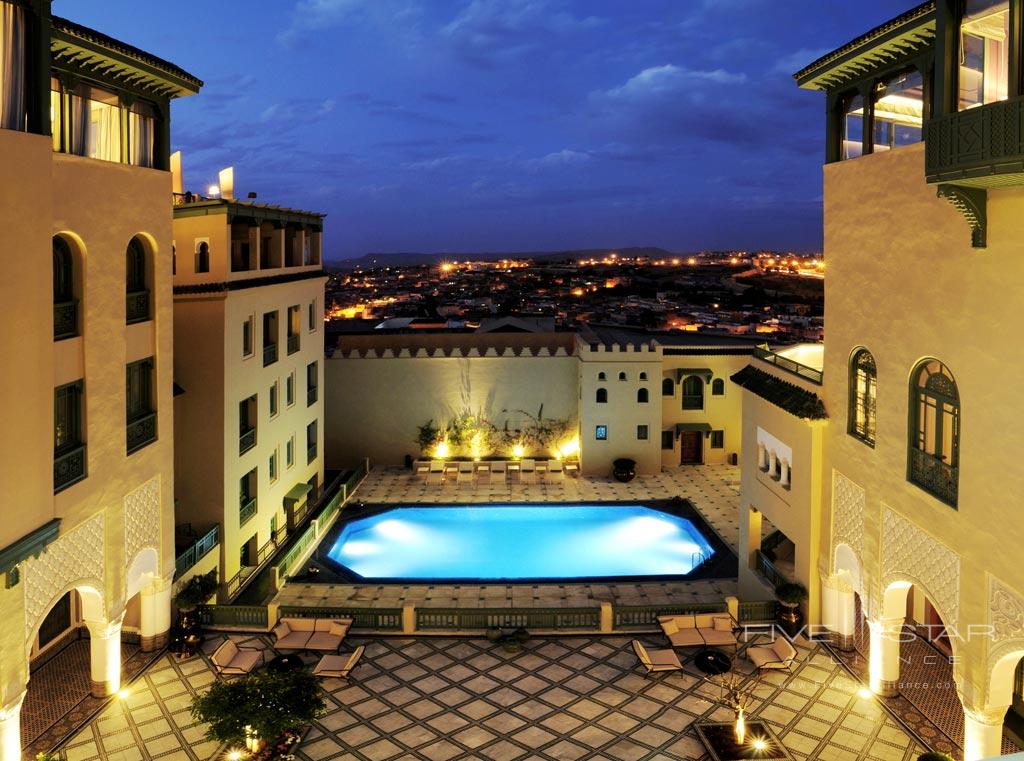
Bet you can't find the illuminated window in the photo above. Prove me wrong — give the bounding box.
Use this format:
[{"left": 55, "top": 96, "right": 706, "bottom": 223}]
[
  {"left": 960, "top": 0, "right": 1009, "bottom": 110},
  {"left": 595, "top": 425, "right": 608, "bottom": 441},
  {"left": 69, "top": 83, "right": 121, "bottom": 162},
  {"left": 129, "top": 101, "right": 156, "bottom": 168},
  {"left": 0, "top": 2, "right": 25, "bottom": 131},
  {"left": 50, "top": 77, "right": 61, "bottom": 150},
  {"left": 849, "top": 349, "right": 876, "bottom": 446},
  {"left": 908, "top": 359, "right": 960, "bottom": 506},
  {"left": 841, "top": 93, "right": 864, "bottom": 160},
  {"left": 873, "top": 69, "right": 923, "bottom": 151},
  {"left": 637, "top": 425, "right": 648, "bottom": 440}
]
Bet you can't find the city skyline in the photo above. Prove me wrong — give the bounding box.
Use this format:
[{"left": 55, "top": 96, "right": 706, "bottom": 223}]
[{"left": 61, "top": 0, "right": 911, "bottom": 261}]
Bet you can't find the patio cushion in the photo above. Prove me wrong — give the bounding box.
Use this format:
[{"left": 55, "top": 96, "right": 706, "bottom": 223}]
[
  {"left": 212, "top": 639, "right": 238, "bottom": 666},
  {"left": 313, "top": 654, "right": 349, "bottom": 676},
  {"left": 273, "top": 623, "right": 290, "bottom": 640},
  {"left": 232, "top": 650, "right": 262, "bottom": 672},
  {"left": 307, "top": 632, "right": 342, "bottom": 651},
  {"left": 712, "top": 616, "right": 733, "bottom": 632},
  {"left": 772, "top": 638, "right": 797, "bottom": 661},
  {"left": 659, "top": 617, "right": 679, "bottom": 635},
  {"left": 314, "top": 619, "right": 334, "bottom": 632},
  {"left": 329, "top": 620, "right": 352, "bottom": 637},
  {"left": 666, "top": 629, "right": 704, "bottom": 647},
  {"left": 701, "top": 629, "right": 737, "bottom": 646},
  {"left": 277, "top": 631, "right": 312, "bottom": 649},
  {"left": 694, "top": 614, "right": 716, "bottom": 629},
  {"left": 282, "top": 617, "right": 315, "bottom": 632}
]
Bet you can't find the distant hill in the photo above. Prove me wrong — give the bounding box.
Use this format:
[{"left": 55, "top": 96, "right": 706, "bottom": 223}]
[{"left": 330, "top": 247, "right": 678, "bottom": 270}]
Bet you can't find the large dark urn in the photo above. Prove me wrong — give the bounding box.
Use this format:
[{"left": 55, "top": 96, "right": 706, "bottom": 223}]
[
  {"left": 777, "top": 602, "right": 803, "bottom": 639},
  {"left": 612, "top": 458, "right": 636, "bottom": 483}
]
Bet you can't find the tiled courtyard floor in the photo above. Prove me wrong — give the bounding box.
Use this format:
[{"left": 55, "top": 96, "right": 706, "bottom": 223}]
[{"left": 59, "top": 632, "right": 929, "bottom": 761}]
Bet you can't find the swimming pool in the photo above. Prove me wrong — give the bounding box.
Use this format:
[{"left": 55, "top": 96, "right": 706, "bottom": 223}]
[{"left": 325, "top": 504, "right": 716, "bottom": 581}]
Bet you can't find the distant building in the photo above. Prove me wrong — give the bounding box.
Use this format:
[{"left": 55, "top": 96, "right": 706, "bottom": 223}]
[{"left": 0, "top": 4, "right": 200, "bottom": 755}]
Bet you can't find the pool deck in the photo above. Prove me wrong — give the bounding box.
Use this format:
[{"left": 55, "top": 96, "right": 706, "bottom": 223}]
[{"left": 274, "top": 465, "right": 754, "bottom": 611}]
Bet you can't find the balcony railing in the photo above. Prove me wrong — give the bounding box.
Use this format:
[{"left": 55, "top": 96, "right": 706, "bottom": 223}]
[
  {"left": 54, "top": 444, "right": 86, "bottom": 492},
  {"left": 126, "top": 290, "right": 150, "bottom": 324},
  {"left": 909, "top": 448, "right": 958, "bottom": 507},
  {"left": 754, "top": 549, "right": 789, "bottom": 590},
  {"left": 174, "top": 525, "right": 219, "bottom": 580},
  {"left": 287, "top": 333, "right": 300, "bottom": 355},
  {"left": 263, "top": 343, "right": 278, "bottom": 366},
  {"left": 307, "top": 444, "right": 317, "bottom": 465},
  {"left": 754, "top": 344, "right": 823, "bottom": 385},
  {"left": 126, "top": 412, "right": 157, "bottom": 454},
  {"left": 307, "top": 385, "right": 317, "bottom": 406},
  {"left": 926, "top": 96, "right": 1024, "bottom": 185},
  {"left": 54, "top": 300, "right": 78, "bottom": 340},
  {"left": 239, "top": 427, "right": 256, "bottom": 455},
  {"left": 239, "top": 497, "right": 257, "bottom": 526}
]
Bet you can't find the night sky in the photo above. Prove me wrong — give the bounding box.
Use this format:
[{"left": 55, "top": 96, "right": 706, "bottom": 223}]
[{"left": 58, "top": 1, "right": 913, "bottom": 261}]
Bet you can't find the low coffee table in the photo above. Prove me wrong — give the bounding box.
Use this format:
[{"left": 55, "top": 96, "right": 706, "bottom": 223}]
[
  {"left": 693, "top": 648, "right": 732, "bottom": 676},
  {"left": 694, "top": 720, "right": 793, "bottom": 760},
  {"left": 267, "top": 653, "right": 305, "bottom": 673}
]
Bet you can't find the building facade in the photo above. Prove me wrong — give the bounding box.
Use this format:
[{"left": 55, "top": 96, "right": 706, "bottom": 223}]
[
  {"left": 0, "top": 3, "right": 200, "bottom": 757},
  {"left": 785, "top": 2, "right": 1024, "bottom": 757},
  {"left": 171, "top": 179, "right": 326, "bottom": 603}
]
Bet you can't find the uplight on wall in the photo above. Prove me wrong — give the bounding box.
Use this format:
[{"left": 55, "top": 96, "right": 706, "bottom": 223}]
[
  {"left": 207, "top": 185, "right": 220, "bottom": 198},
  {"left": 512, "top": 444, "right": 525, "bottom": 459}
]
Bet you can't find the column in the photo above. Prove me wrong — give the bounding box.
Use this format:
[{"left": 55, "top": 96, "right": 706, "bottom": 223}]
[
  {"left": 248, "top": 226, "right": 261, "bottom": 271},
  {"left": 962, "top": 705, "right": 1008, "bottom": 761},
  {"left": 139, "top": 577, "right": 172, "bottom": 652},
  {"left": 868, "top": 616, "right": 903, "bottom": 697},
  {"left": 0, "top": 692, "right": 25, "bottom": 761},
  {"left": 821, "top": 574, "right": 856, "bottom": 651},
  {"left": 768, "top": 451, "right": 778, "bottom": 477},
  {"left": 86, "top": 617, "right": 124, "bottom": 697},
  {"left": 780, "top": 460, "right": 791, "bottom": 488}
]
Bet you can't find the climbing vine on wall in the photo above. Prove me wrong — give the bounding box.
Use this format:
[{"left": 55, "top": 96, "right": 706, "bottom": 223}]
[{"left": 416, "top": 405, "right": 574, "bottom": 458}]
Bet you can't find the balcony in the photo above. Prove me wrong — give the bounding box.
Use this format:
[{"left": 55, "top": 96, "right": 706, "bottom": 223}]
[
  {"left": 239, "top": 497, "right": 257, "bottom": 526},
  {"left": 287, "top": 333, "right": 300, "bottom": 355},
  {"left": 54, "top": 444, "right": 86, "bottom": 492},
  {"left": 126, "top": 412, "right": 157, "bottom": 454},
  {"left": 307, "top": 444, "right": 317, "bottom": 465},
  {"left": 174, "top": 524, "right": 219, "bottom": 580},
  {"left": 239, "top": 426, "right": 256, "bottom": 455},
  {"left": 126, "top": 290, "right": 150, "bottom": 324},
  {"left": 307, "top": 385, "right": 317, "bottom": 406},
  {"left": 926, "top": 96, "right": 1024, "bottom": 186},
  {"left": 753, "top": 344, "right": 823, "bottom": 385},
  {"left": 909, "top": 448, "right": 958, "bottom": 507},
  {"left": 54, "top": 301, "right": 78, "bottom": 340},
  {"left": 263, "top": 343, "right": 278, "bottom": 367}
]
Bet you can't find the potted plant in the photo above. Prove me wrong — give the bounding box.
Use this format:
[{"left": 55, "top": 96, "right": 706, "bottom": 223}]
[
  {"left": 917, "top": 753, "right": 954, "bottom": 761},
  {"left": 191, "top": 668, "right": 325, "bottom": 756},
  {"left": 612, "top": 458, "right": 636, "bottom": 483},
  {"left": 774, "top": 581, "right": 808, "bottom": 638},
  {"left": 175, "top": 569, "right": 218, "bottom": 612}
]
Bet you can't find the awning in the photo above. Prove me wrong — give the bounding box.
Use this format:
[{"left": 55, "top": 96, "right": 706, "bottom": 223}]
[
  {"left": 283, "top": 482, "right": 313, "bottom": 507},
  {"left": 675, "top": 367, "right": 714, "bottom": 383},
  {"left": 674, "top": 423, "right": 712, "bottom": 438}
]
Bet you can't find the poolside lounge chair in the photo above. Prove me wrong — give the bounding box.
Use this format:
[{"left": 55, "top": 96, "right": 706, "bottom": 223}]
[
  {"left": 426, "top": 460, "right": 445, "bottom": 485},
  {"left": 211, "top": 639, "right": 264, "bottom": 675},
  {"left": 520, "top": 459, "right": 536, "bottom": 484},
  {"left": 488, "top": 461, "right": 507, "bottom": 484},
  {"left": 457, "top": 461, "right": 476, "bottom": 486},
  {"left": 313, "top": 645, "right": 365, "bottom": 681},
  {"left": 414, "top": 460, "right": 430, "bottom": 480},
  {"left": 747, "top": 636, "right": 797, "bottom": 670},
  {"left": 631, "top": 640, "right": 683, "bottom": 675},
  {"left": 545, "top": 459, "right": 564, "bottom": 482}
]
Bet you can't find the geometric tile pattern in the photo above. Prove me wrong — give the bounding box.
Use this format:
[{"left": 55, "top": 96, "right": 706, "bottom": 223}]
[
  {"left": 58, "top": 633, "right": 929, "bottom": 761},
  {"left": 124, "top": 477, "right": 162, "bottom": 569},
  {"left": 881, "top": 507, "right": 960, "bottom": 629},
  {"left": 830, "top": 470, "right": 865, "bottom": 578}
]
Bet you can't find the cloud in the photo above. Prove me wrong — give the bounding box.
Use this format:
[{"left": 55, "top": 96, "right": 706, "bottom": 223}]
[
  {"left": 525, "top": 148, "right": 591, "bottom": 171},
  {"left": 258, "top": 98, "right": 336, "bottom": 124},
  {"left": 442, "top": 0, "right": 604, "bottom": 67},
  {"left": 596, "top": 64, "right": 746, "bottom": 103},
  {"left": 277, "top": 0, "right": 368, "bottom": 48}
]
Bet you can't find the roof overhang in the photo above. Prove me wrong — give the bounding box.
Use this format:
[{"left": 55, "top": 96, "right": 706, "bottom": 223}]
[
  {"left": 675, "top": 367, "right": 714, "bottom": 383},
  {"left": 794, "top": 2, "right": 936, "bottom": 92},
  {"left": 284, "top": 482, "right": 313, "bottom": 506},
  {"left": 674, "top": 423, "right": 713, "bottom": 437}
]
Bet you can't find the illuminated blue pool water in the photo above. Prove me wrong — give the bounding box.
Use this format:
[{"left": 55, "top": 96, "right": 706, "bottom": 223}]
[{"left": 326, "top": 504, "right": 715, "bottom": 580}]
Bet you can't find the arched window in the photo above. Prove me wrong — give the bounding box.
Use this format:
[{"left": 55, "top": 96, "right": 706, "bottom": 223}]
[
  {"left": 681, "top": 376, "right": 704, "bottom": 410},
  {"left": 597, "top": 372, "right": 606, "bottom": 382},
  {"left": 637, "top": 388, "right": 649, "bottom": 404},
  {"left": 126, "top": 237, "right": 150, "bottom": 324},
  {"left": 711, "top": 378, "right": 725, "bottom": 396},
  {"left": 618, "top": 371, "right": 627, "bottom": 381},
  {"left": 849, "top": 349, "right": 876, "bottom": 446},
  {"left": 639, "top": 372, "right": 648, "bottom": 381},
  {"left": 596, "top": 388, "right": 608, "bottom": 404},
  {"left": 908, "top": 359, "right": 959, "bottom": 506},
  {"left": 53, "top": 237, "right": 77, "bottom": 339},
  {"left": 662, "top": 378, "right": 674, "bottom": 396},
  {"left": 195, "top": 241, "right": 210, "bottom": 273}
]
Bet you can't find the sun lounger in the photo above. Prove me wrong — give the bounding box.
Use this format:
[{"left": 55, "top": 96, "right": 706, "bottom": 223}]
[
  {"left": 211, "top": 639, "right": 264, "bottom": 675},
  {"left": 426, "top": 460, "right": 445, "bottom": 485},
  {"left": 313, "top": 645, "right": 365, "bottom": 680},
  {"left": 546, "top": 459, "right": 564, "bottom": 481},
  {"left": 631, "top": 640, "right": 682, "bottom": 674},
  {"left": 414, "top": 460, "right": 430, "bottom": 480},
  {"left": 488, "top": 461, "right": 507, "bottom": 484},
  {"left": 520, "top": 459, "right": 536, "bottom": 484},
  {"left": 457, "top": 461, "right": 476, "bottom": 485}
]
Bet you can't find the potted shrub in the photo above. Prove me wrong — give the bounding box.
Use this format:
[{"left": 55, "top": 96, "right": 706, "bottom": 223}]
[
  {"left": 612, "top": 458, "right": 636, "bottom": 483},
  {"left": 175, "top": 569, "right": 218, "bottom": 612},
  {"left": 774, "top": 581, "right": 808, "bottom": 638},
  {"left": 191, "top": 668, "right": 325, "bottom": 755}
]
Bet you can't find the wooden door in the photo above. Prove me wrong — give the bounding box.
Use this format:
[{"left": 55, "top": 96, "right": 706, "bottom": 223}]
[{"left": 680, "top": 432, "right": 703, "bottom": 464}]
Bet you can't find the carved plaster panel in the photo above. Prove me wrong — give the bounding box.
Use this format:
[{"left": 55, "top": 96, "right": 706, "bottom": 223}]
[
  {"left": 124, "top": 477, "right": 161, "bottom": 564},
  {"left": 881, "top": 506, "right": 960, "bottom": 627},
  {"left": 831, "top": 470, "right": 865, "bottom": 563},
  {"left": 22, "top": 511, "right": 105, "bottom": 640}
]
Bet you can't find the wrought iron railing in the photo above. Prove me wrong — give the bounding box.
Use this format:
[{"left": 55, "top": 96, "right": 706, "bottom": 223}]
[
  {"left": 612, "top": 602, "right": 727, "bottom": 628},
  {"left": 755, "top": 549, "right": 788, "bottom": 590},
  {"left": 909, "top": 448, "right": 958, "bottom": 506},
  {"left": 738, "top": 600, "right": 778, "bottom": 625},
  {"left": 754, "top": 344, "right": 823, "bottom": 385},
  {"left": 287, "top": 333, "right": 300, "bottom": 355},
  {"left": 126, "top": 290, "right": 150, "bottom": 324},
  {"left": 54, "top": 300, "right": 78, "bottom": 340},
  {"left": 174, "top": 525, "right": 219, "bottom": 580},
  {"left": 239, "top": 497, "right": 257, "bottom": 526},
  {"left": 239, "top": 427, "right": 256, "bottom": 455},
  {"left": 279, "top": 606, "right": 403, "bottom": 630},
  {"left": 307, "top": 444, "right": 317, "bottom": 464},
  {"left": 307, "top": 385, "right": 317, "bottom": 406},
  {"left": 54, "top": 444, "right": 86, "bottom": 492},
  {"left": 126, "top": 412, "right": 157, "bottom": 453},
  {"left": 263, "top": 343, "right": 278, "bottom": 366},
  {"left": 197, "top": 604, "right": 268, "bottom": 628},
  {"left": 416, "top": 607, "right": 600, "bottom": 631}
]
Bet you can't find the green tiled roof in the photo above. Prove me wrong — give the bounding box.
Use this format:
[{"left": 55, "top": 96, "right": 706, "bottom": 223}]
[{"left": 730, "top": 365, "right": 828, "bottom": 420}]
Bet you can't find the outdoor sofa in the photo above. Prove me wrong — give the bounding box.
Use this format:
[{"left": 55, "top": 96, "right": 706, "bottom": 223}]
[
  {"left": 273, "top": 617, "right": 352, "bottom": 652},
  {"left": 658, "top": 613, "right": 738, "bottom": 649}
]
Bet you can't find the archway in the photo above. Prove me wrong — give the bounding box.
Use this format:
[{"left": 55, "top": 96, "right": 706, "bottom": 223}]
[{"left": 124, "top": 547, "right": 170, "bottom": 651}]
